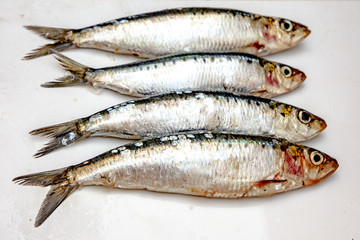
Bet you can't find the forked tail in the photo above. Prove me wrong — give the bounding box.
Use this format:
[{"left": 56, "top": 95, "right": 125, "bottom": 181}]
[
  {"left": 30, "top": 119, "right": 89, "bottom": 158},
  {"left": 23, "top": 26, "right": 75, "bottom": 60},
  {"left": 42, "top": 51, "right": 91, "bottom": 88},
  {"left": 13, "top": 167, "right": 78, "bottom": 227}
]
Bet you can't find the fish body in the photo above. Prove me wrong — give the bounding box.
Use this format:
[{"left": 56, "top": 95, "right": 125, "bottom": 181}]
[
  {"left": 13, "top": 133, "right": 339, "bottom": 227},
  {"left": 24, "top": 7, "right": 311, "bottom": 59},
  {"left": 30, "top": 91, "right": 326, "bottom": 157},
  {"left": 45, "top": 51, "right": 305, "bottom": 98}
]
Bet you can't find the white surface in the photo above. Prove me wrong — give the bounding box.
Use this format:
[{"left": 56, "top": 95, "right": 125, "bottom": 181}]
[{"left": 0, "top": 1, "right": 359, "bottom": 239}]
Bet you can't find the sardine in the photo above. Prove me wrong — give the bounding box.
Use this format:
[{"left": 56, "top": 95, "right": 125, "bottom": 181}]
[
  {"left": 30, "top": 91, "right": 326, "bottom": 157},
  {"left": 24, "top": 7, "right": 311, "bottom": 59},
  {"left": 13, "top": 132, "right": 339, "bottom": 227},
  {"left": 43, "top": 51, "right": 306, "bottom": 98}
]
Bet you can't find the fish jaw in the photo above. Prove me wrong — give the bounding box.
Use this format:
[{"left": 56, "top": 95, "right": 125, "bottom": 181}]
[
  {"left": 288, "top": 69, "right": 306, "bottom": 91},
  {"left": 283, "top": 22, "right": 311, "bottom": 49},
  {"left": 305, "top": 113, "right": 328, "bottom": 141},
  {"left": 290, "top": 25, "right": 311, "bottom": 48},
  {"left": 306, "top": 119, "right": 327, "bottom": 141},
  {"left": 304, "top": 157, "right": 339, "bottom": 186}
]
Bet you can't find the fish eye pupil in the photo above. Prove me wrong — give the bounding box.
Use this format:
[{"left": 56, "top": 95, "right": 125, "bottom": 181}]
[
  {"left": 310, "top": 151, "right": 324, "bottom": 165},
  {"left": 284, "top": 22, "right": 290, "bottom": 30},
  {"left": 281, "top": 66, "right": 292, "bottom": 77},
  {"left": 301, "top": 111, "right": 310, "bottom": 121},
  {"left": 280, "top": 20, "right": 293, "bottom": 31},
  {"left": 313, "top": 154, "right": 321, "bottom": 162},
  {"left": 284, "top": 68, "right": 290, "bottom": 76}
]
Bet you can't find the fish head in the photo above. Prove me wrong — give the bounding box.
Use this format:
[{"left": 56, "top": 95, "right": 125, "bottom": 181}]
[
  {"left": 284, "top": 144, "right": 338, "bottom": 186},
  {"left": 258, "top": 17, "right": 311, "bottom": 54},
  {"left": 262, "top": 60, "right": 306, "bottom": 96},
  {"left": 273, "top": 104, "right": 327, "bottom": 142}
]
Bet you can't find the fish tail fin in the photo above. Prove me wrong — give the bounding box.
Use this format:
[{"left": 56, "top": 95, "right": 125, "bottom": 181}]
[
  {"left": 13, "top": 167, "right": 78, "bottom": 227},
  {"left": 42, "top": 51, "right": 90, "bottom": 88},
  {"left": 30, "top": 119, "right": 88, "bottom": 158},
  {"left": 23, "top": 42, "right": 75, "bottom": 60},
  {"left": 24, "top": 26, "right": 72, "bottom": 40},
  {"left": 23, "top": 25, "right": 75, "bottom": 60}
]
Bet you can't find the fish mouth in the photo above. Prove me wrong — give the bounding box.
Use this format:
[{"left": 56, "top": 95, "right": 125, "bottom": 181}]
[
  {"left": 306, "top": 121, "right": 327, "bottom": 140},
  {"left": 307, "top": 160, "right": 338, "bottom": 185},
  {"left": 298, "top": 71, "right": 307, "bottom": 82},
  {"left": 291, "top": 27, "right": 311, "bottom": 46},
  {"left": 310, "top": 169, "right": 337, "bottom": 185},
  {"left": 303, "top": 29, "right": 311, "bottom": 38},
  {"left": 318, "top": 117, "right": 328, "bottom": 132},
  {"left": 290, "top": 71, "right": 306, "bottom": 90},
  {"left": 321, "top": 157, "right": 339, "bottom": 180},
  {"left": 300, "top": 28, "right": 311, "bottom": 40},
  {"left": 319, "top": 161, "right": 339, "bottom": 182},
  {"left": 320, "top": 120, "right": 328, "bottom": 131}
]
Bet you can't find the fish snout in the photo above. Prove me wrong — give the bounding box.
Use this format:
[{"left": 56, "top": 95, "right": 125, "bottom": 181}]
[
  {"left": 290, "top": 69, "right": 306, "bottom": 90},
  {"left": 291, "top": 24, "right": 311, "bottom": 46},
  {"left": 320, "top": 156, "right": 339, "bottom": 181}
]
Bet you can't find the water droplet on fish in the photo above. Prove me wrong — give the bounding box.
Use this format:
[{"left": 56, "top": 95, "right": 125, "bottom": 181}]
[{"left": 135, "top": 142, "right": 143, "bottom": 147}]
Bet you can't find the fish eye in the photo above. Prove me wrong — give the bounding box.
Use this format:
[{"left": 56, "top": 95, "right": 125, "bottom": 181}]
[
  {"left": 310, "top": 151, "right": 324, "bottom": 165},
  {"left": 280, "top": 19, "right": 293, "bottom": 32},
  {"left": 281, "top": 66, "right": 292, "bottom": 77},
  {"left": 298, "top": 110, "right": 311, "bottom": 123}
]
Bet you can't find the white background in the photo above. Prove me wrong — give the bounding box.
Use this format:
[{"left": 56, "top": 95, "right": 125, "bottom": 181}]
[{"left": 1, "top": 1, "right": 359, "bottom": 239}]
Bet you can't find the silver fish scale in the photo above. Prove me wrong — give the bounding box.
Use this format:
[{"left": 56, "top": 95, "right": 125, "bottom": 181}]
[
  {"left": 88, "top": 53, "right": 266, "bottom": 97},
  {"left": 75, "top": 10, "right": 259, "bottom": 57},
  {"left": 86, "top": 92, "right": 276, "bottom": 140},
  {"left": 75, "top": 133, "right": 285, "bottom": 198}
]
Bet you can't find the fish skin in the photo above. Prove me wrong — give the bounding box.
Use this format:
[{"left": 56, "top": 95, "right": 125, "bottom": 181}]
[
  {"left": 43, "top": 51, "right": 306, "bottom": 98},
  {"left": 30, "top": 91, "right": 326, "bottom": 157},
  {"left": 13, "top": 133, "right": 339, "bottom": 227},
  {"left": 24, "top": 7, "right": 311, "bottom": 59}
]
